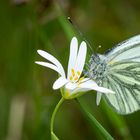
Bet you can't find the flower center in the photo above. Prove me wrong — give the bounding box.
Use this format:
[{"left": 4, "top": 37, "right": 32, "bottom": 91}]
[{"left": 69, "top": 69, "right": 84, "bottom": 85}]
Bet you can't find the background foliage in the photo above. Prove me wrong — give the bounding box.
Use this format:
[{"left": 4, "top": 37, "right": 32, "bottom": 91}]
[{"left": 0, "top": 0, "right": 140, "bottom": 140}]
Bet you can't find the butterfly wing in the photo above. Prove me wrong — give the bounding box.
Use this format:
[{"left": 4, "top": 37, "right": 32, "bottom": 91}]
[
  {"left": 99, "top": 35, "right": 140, "bottom": 114},
  {"left": 105, "top": 35, "right": 140, "bottom": 62}
]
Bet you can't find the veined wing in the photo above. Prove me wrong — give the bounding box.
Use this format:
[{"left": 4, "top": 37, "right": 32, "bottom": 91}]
[
  {"left": 98, "top": 35, "right": 140, "bottom": 114},
  {"left": 101, "top": 61, "right": 140, "bottom": 114},
  {"left": 105, "top": 35, "right": 140, "bottom": 62}
]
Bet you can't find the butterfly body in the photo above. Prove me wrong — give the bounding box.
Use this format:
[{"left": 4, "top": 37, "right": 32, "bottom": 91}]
[{"left": 86, "top": 54, "right": 107, "bottom": 85}]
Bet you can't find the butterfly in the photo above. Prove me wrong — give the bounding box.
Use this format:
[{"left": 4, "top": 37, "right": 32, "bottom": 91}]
[{"left": 86, "top": 35, "right": 140, "bottom": 114}]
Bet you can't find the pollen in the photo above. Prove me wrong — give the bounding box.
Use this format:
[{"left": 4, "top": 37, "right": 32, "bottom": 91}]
[
  {"left": 71, "top": 68, "right": 75, "bottom": 74},
  {"left": 72, "top": 72, "right": 75, "bottom": 77},
  {"left": 71, "top": 68, "right": 75, "bottom": 77},
  {"left": 77, "top": 71, "right": 81, "bottom": 76},
  {"left": 78, "top": 77, "right": 84, "bottom": 83},
  {"left": 74, "top": 76, "right": 78, "bottom": 81},
  {"left": 70, "top": 76, "right": 73, "bottom": 80}
]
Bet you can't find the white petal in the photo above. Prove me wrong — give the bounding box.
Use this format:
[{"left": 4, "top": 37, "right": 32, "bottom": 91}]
[
  {"left": 80, "top": 78, "right": 90, "bottom": 82},
  {"left": 75, "top": 41, "right": 87, "bottom": 78},
  {"left": 37, "top": 50, "right": 65, "bottom": 77},
  {"left": 79, "top": 80, "right": 115, "bottom": 94},
  {"left": 65, "top": 82, "right": 77, "bottom": 90},
  {"left": 35, "top": 61, "right": 60, "bottom": 74},
  {"left": 80, "top": 79, "right": 98, "bottom": 87},
  {"left": 71, "top": 87, "right": 89, "bottom": 94},
  {"left": 91, "top": 86, "right": 115, "bottom": 94},
  {"left": 67, "top": 37, "right": 78, "bottom": 79},
  {"left": 65, "top": 80, "right": 94, "bottom": 95},
  {"left": 53, "top": 77, "right": 68, "bottom": 90}
]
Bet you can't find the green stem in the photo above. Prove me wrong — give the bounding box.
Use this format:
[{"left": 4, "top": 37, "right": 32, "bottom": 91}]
[
  {"left": 76, "top": 98, "right": 114, "bottom": 140},
  {"left": 50, "top": 97, "right": 65, "bottom": 133}
]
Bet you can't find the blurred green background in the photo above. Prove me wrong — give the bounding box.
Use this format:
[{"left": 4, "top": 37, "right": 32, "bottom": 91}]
[{"left": 0, "top": 0, "right": 140, "bottom": 140}]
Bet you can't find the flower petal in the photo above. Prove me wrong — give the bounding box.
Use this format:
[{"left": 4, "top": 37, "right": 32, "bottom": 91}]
[
  {"left": 91, "top": 86, "right": 115, "bottom": 94},
  {"left": 35, "top": 61, "right": 60, "bottom": 74},
  {"left": 79, "top": 80, "right": 115, "bottom": 94},
  {"left": 65, "top": 82, "right": 77, "bottom": 90},
  {"left": 70, "top": 87, "right": 89, "bottom": 94},
  {"left": 53, "top": 77, "right": 68, "bottom": 90},
  {"left": 67, "top": 80, "right": 98, "bottom": 94},
  {"left": 80, "top": 79, "right": 98, "bottom": 87},
  {"left": 67, "top": 37, "right": 78, "bottom": 79},
  {"left": 75, "top": 41, "right": 87, "bottom": 78},
  {"left": 37, "top": 50, "right": 65, "bottom": 77}
]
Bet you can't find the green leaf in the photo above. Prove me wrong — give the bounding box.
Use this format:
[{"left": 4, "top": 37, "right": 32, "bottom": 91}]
[{"left": 51, "top": 132, "right": 59, "bottom": 140}]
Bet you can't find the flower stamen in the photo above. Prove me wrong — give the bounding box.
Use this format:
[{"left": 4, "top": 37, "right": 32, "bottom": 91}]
[
  {"left": 74, "top": 76, "right": 78, "bottom": 81},
  {"left": 78, "top": 77, "right": 84, "bottom": 84},
  {"left": 70, "top": 76, "right": 73, "bottom": 81},
  {"left": 77, "top": 71, "right": 81, "bottom": 76},
  {"left": 71, "top": 69, "right": 75, "bottom": 75}
]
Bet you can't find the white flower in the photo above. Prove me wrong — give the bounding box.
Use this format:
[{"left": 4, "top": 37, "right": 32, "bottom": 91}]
[{"left": 35, "top": 37, "right": 114, "bottom": 99}]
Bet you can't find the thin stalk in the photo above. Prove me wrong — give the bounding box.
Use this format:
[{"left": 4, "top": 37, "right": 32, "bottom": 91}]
[
  {"left": 76, "top": 98, "right": 114, "bottom": 140},
  {"left": 50, "top": 97, "right": 65, "bottom": 134}
]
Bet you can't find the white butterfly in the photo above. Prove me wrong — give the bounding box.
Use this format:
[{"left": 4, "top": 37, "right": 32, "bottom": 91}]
[{"left": 86, "top": 35, "right": 140, "bottom": 114}]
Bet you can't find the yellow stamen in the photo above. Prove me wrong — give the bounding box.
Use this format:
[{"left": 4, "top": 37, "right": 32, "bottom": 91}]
[
  {"left": 78, "top": 77, "right": 84, "bottom": 83},
  {"left": 72, "top": 72, "right": 75, "bottom": 77},
  {"left": 70, "top": 76, "right": 73, "bottom": 80},
  {"left": 71, "top": 68, "right": 75, "bottom": 77},
  {"left": 77, "top": 71, "right": 81, "bottom": 76},
  {"left": 74, "top": 76, "right": 78, "bottom": 81},
  {"left": 71, "top": 68, "right": 75, "bottom": 74}
]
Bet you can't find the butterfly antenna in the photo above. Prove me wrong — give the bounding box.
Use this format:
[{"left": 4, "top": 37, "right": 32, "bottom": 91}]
[{"left": 67, "top": 17, "right": 93, "bottom": 53}]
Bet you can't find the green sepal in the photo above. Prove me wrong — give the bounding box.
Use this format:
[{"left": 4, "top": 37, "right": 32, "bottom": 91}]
[{"left": 61, "top": 87, "right": 86, "bottom": 100}]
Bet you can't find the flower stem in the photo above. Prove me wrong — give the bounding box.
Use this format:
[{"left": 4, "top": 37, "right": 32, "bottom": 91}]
[
  {"left": 50, "top": 97, "right": 65, "bottom": 134},
  {"left": 76, "top": 98, "right": 114, "bottom": 140}
]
